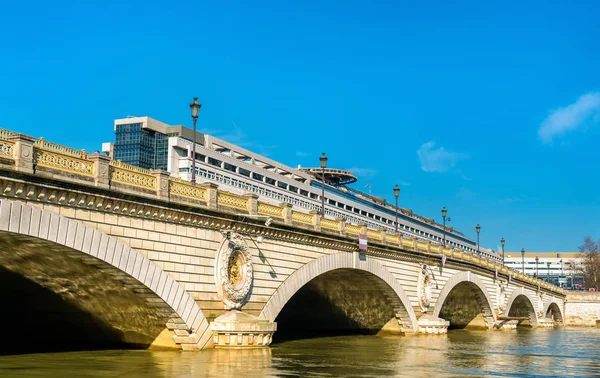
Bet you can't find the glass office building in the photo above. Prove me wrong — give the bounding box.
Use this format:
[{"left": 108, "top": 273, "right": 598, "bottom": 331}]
[{"left": 114, "top": 121, "right": 168, "bottom": 170}]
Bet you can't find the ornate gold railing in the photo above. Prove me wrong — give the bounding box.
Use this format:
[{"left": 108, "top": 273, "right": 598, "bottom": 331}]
[
  {"left": 0, "top": 139, "right": 14, "bottom": 158},
  {"left": 36, "top": 138, "right": 86, "bottom": 158},
  {"left": 34, "top": 146, "right": 93, "bottom": 177},
  {"left": 386, "top": 233, "right": 400, "bottom": 244},
  {"left": 257, "top": 203, "right": 283, "bottom": 218},
  {"left": 0, "top": 129, "right": 14, "bottom": 140},
  {"left": 366, "top": 229, "right": 381, "bottom": 240},
  {"left": 345, "top": 224, "right": 362, "bottom": 235},
  {"left": 217, "top": 191, "right": 248, "bottom": 210},
  {"left": 416, "top": 241, "right": 428, "bottom": 251},
  {"left": 110, "top": 160, "right": 156, "bottom": 190},
  {"left": 320, "top": 218, "right": 339, "bottom": 231},
  {"left": 402, "top": 238, "right": 416, "bottom": 248},
  {"left": 291, "top": 211, "right": 313, "bottom": 225},
  {"left": 170, "top": 178, "right": 206, "bottom": 202}
]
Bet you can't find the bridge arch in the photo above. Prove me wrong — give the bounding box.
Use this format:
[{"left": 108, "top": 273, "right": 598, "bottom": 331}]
[
  {"left": 259, "top": 253, "right": 418, "bottom": 333},
  {"left": 544, "top": 301, "right": 564, "bottom": 323},
  {"left": 504, "top": 288, "right": 539, "bottom": 326},
  {"left": 432, "top": 271, "right": 496, "bottom": 328},
  {"left": 0, "top": 199, "right": 210, "bottom": 350}
]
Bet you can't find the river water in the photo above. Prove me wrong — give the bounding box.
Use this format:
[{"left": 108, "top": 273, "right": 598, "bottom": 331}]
[{"left": 1, "top": 328, "right": 599, "bottom": 377}]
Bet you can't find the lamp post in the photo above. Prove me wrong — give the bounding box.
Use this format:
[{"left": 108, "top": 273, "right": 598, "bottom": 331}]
[
  {"left": 394, "top": 185, "right": 400, "bottom": 233},
  {"left": 547, "top": 261, "right": 551, "bottom": 283},
  {"left": 476, "top": 224, "right": 481, "bottom": 255},
  {"left": 521, "top": 248, "right": 525, "bottom": 274},
  {"left": 319, "top": 152, "right": 327, "bottom": 216},
  {"left": 557, "top": 253, "right": 563, "bottom": 276},
  {"left": 501, "top": 238, "right": 505, "bottom": 265},
  {"left": 535, "top": 256, "right": 539, "bottom": 278},
  {"left": 189, "top": 97, "right": 202, "bottom": 185},
  {"left": 441, "top": 207, "right": 447, "bottom": 247}
]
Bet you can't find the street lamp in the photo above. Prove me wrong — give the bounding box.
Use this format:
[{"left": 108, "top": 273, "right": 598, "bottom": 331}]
[
  {"left": 521, "top": 248, "right": 525, "bottom": 274},
  {"left": 557, "top": 253, "right": 563, "bottom": 276},
  {"left": 319, "top": 152, "right": 328, "bottom": 216},
  {"left": 547, "top": 261, "right": 551, "bottom": 282},
  {"left": 441, "top": 207, "right": 447, "bottom": 247},
  {"left": 393, "top": 185, "right": 400, "bottom": 232},
  {"left": 476, "top": 224, "right": 481, "bottom": 255},
  {"left": 535, "top": 256, "right": 539, "bottom": 278},
  {"left": 500, "top": 238, "right": 505, "bottom": 265},
  {"left": 189, "top": 97, "right": 202, "bottom": 185}
]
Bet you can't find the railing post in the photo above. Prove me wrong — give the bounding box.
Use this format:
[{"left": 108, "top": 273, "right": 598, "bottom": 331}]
[
  {"left": 359, "top": 223, "right": 367, "bottom": 236},
  {"left": 336, "top": 217, "right": 346, "bottom": 236},
  {"left": 310, "top": 210, "right": 321, "bottom": 232},
  {"left": 152, "top": 169, "right": 171, "bottom": 200},
  {"left": 88, "top": 153, "right": 111, "bottom": 189},
  {"left": 244, "top": 193, "right": 258, "bottom": 215},
  {"left": 280, "top": 202, "right": 292, "bottom": 225},
  {"left": 200, "top": 182, "right": 218, "bottom": 210},
  {"left": 9, "top": 134, "right": 36, "bottom": 174},
  {"left": 379, "top": 228, "right": 387, "bottom": 243}
]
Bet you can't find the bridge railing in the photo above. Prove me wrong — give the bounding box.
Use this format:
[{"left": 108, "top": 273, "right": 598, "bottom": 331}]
[{"left": 0, "top": 130, "right": 562, "bottom": 295}]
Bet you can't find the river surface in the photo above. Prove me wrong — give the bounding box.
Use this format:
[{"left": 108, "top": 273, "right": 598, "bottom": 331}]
[{"left": 1, "top": 328, "right": 599, "bottom": 377}]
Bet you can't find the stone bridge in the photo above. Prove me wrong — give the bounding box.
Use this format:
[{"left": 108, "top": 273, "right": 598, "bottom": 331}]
[{"left": 0, "top": 132, "right": 565, "bottom": 352}]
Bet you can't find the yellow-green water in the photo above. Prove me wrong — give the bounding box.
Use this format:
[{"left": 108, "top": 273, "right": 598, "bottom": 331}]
[{"left": 1, "top": 328, "right": 599, "bottom": 377}]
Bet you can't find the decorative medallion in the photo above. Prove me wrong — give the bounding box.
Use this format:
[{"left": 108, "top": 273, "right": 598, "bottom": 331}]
[
  {"left": 417, "top": 264, "right": 433, "bottom": 313},
  {"left": 215, "top": 233, "right": 253, "bottom": 310}
]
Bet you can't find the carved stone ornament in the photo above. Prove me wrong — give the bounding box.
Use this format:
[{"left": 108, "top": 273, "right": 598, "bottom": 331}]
[
  {"left": 537, "top": 293, "right": 545, "bottom": 317},
  {"left": 215, "top": 233, "right": 253, "bottom": 310},
  {"left": 496, "top": 281, "right": 507, "bottom": 315},
  {"left": 417, "top": 264, "right": 433, "bottom": 313},
  {"left": 22, "top": 145, "right": 31, "bottom": 158}
]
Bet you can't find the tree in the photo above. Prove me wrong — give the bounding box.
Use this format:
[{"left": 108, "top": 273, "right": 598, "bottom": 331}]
[{"left": 578, "top": 236, "right": 600, "bottom": 291}]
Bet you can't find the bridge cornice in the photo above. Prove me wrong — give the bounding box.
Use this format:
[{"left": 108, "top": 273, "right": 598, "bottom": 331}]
[{"left": 0, "top": 168, "right": 565, "bottom": 299}]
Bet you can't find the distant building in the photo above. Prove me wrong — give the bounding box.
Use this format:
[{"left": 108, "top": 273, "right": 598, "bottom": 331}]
[
  {"left": 504, "top": 252, "right": 584, "bottom": 289},
  {"left": 105, "top": 116, "right": 498, "bottom": 259},
  {"left": 112, "top": 116, "right": 202, "bottom": 171}
]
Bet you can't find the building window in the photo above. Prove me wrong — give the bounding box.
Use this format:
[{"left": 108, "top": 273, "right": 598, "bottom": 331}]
[
  {"left": 208, "top": 157, "right": 222, "bottom": 167},
  {"left": 224, "top": 162, "right": 236, "bottom": 172}
]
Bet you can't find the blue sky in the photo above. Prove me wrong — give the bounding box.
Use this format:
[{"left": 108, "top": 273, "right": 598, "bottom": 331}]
[{"left": 1, "top": 1, "right": 599, "bottom": 252}]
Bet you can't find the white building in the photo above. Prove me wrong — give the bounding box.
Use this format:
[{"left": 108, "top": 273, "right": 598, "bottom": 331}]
[
  {"left": 105, "top": 116, "right": 498, "bottom": 260},
  {"left": 504, "top": 252, "right": 584, "bottom": 288}
]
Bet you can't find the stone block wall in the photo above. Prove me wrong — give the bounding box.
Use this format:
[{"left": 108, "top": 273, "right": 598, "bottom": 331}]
[{"left": 565, "top": 292, "right": 600, "bottom": 326}]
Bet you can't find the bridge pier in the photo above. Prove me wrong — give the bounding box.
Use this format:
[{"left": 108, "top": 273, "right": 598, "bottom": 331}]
[
  {"left": 537, "top": 317, "right": 557, "bottom": 328},
  {"left": 495, "top": 320, "right": 519, "bottom": 330},
  {"left": 417, "top": 314, "right": 449, "bottom": 334},
  {"left": 210, "top": 311, "right": 276, "bottom": 348}
]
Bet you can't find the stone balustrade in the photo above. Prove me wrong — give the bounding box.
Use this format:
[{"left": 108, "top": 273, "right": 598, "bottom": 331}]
[{"left": 0, "top": 129, "right": 563, "bottom": 295}]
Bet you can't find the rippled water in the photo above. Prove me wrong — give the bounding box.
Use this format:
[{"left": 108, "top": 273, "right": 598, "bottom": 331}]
[{"left": 1, "top": 328, "right": 599, "bottom": 377}]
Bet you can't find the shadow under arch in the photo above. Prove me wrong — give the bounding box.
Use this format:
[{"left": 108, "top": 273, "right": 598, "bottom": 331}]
[
  {"left": 432, "top": 271, "right": 496, "bottom": 329},
  {"left": 0, "top": 198, "right": 210, "bottom": 352},
  {"left": 259, "top": 253, "right": 418, "bottom": 335},
  {"left": 505, "top": 288, "right": 539, "bottom": 326},
  {"left": 544, "top": 301, "right": 564, "bottom": 323}
]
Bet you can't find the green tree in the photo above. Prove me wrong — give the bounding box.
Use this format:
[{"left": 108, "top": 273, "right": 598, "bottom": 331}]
[{"left": 578, "top": 236, "right": 600, "bottom": 291}]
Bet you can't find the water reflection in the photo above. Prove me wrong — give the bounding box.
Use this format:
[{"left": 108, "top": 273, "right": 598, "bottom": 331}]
[{"left": 0, "top": 328, "right": 599, "bottom": 377}]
